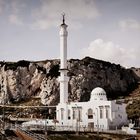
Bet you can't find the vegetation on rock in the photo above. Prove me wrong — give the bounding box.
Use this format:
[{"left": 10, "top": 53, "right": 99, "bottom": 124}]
[
  {"left": 3, "top": 60, "right": 30, "bottom": 71},
  {"left": 126, "top": 99, "right": 140, "bottom": 126}
]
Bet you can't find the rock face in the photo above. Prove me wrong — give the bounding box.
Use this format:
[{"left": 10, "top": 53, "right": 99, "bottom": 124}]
[
  {"left": 131, "top": 67, "right": 140, "bottom": 81},
  {"left": 0, "top": 57, "right": 138, "bottom": 105}
]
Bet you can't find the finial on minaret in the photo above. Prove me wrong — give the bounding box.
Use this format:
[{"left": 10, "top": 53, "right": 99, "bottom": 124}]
[
  {"left": 61, "top": 13, "right": 66, "bottom": 25},
  {"left": 62, "top": 13, "right": 65, "bottom": 24}
]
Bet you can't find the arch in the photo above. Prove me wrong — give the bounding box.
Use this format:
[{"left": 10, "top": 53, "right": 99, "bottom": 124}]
[
  {"left": 88, "top": 108, "right": 93, "bottom": 119},
  {"left": 61, "top": 108, "right": 64, "bottom": 120},
  {"left": 68, "top": 109, "right": 71, "bottom": 120}
]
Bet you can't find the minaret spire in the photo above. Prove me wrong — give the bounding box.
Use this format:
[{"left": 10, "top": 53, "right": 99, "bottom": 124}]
[
  {"left": 59, "top": 14, "right": 69, "bottom": 104},
  {"left": 62, "top": 13, "right": 65, "bottom": 24},
  {"left": 61, "top": 13, "right": 67, "bottom": 26}
]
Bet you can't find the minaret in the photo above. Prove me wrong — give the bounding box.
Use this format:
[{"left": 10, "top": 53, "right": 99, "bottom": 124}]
[{"left": 59, "top": 14, "right": 69, "bottom": 104}]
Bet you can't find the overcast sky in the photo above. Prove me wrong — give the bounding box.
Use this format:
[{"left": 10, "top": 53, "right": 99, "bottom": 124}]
[{"left": 0, "top": 0, "right": 140, "bottom": 68}]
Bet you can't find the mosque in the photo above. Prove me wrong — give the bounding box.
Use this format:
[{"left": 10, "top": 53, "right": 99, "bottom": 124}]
[{"left": 22, "top": 16, "right": 128, "bottom": 131}]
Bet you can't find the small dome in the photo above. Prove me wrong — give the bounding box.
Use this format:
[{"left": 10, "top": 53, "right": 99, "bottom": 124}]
[{"left": 90, "top": 87, "right": 107, "bottom": 101}]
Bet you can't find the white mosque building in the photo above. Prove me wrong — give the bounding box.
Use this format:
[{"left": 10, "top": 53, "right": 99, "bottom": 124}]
[
  {"left": 56, "top": 15, "right": 128, "bottom": 131},
  {"left": 22, "top": 15, "right": 128, "bottom": 131}
]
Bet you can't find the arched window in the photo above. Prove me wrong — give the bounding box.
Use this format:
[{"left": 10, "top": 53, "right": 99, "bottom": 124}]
[
  {"left": 68, "top": 109, "right": 71, "bottom": 120},
  {"left": 61, "top": 108, "right": 64, "bottom": 120},
  {"left": 88, "top": 108, "right": 93, "bottom": 119},
  {"left": 78, "top": 108, "right": 82, "bottom": 121},
  {"left": 105, "top": 106, "right": 110, "bottom": 119},
  {"left": 73, "top": 108, "right": 76, "bottom": 120},
  {"left": 99, "top": 106, "right": 103, "bottom": 119}
]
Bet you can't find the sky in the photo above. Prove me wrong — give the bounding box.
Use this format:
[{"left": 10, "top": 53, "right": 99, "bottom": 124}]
[{"left": 0, "top": 0, "right": 140, "bottom": 68}]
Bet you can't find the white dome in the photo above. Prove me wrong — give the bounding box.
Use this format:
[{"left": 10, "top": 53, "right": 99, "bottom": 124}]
[{"left": 90, "top": 87, "right": 107, "bottom": 101}]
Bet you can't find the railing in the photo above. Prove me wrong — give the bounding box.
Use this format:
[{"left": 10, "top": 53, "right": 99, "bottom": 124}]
[
  {"left": 3, "top": 123, "right": 46, "bottom": 140},
  {"left": 3, "top": 122, "right": 137, "bottom": 139},
  {"left": 21, "top": 124, "right": 131, "bottom": 135},
  {"left": 16, "top": 125, "right": 46, "bottom": 140}
]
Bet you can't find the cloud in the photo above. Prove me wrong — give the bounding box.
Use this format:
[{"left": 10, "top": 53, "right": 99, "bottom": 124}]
[
  {"left": 119, "top": 19, "right": 140, "bottom": 30},
  {"left": 9, "top": 14, "right": 23, "bottom": 25},
  {"left": 0, "top": 0, "right": 25, "bottom": 14},
  {"left": 0, "top": 0, "right": 4, "bottom": 14},
  {"left": 31, "top": 0, "right": 99, "bottom": 30},
  {"left": 31, "top": 18, "right": 58, "bottom": 30},
  {"left": 0, "top": 0, "right": 25, "bottom": 25},
  {"left": 81, "top": 39, "right": 140, "bottom": 67},
  {"left": 0, "top": 0, "right": 99, "bottom": 29}
]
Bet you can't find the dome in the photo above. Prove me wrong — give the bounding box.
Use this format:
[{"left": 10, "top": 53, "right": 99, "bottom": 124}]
[{"left": 90, "top": 87, "right": 107, "bottom": 101}]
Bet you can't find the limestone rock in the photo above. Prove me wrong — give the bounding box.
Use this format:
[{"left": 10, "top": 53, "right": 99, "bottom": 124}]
[
  {"left": 39, "top": 77, "right": 59, "bottom": 105},
  {"left": 0, "top": 57, "right": 138, "bottom": 105}
]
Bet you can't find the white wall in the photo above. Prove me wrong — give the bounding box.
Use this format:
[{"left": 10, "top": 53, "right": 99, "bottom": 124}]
[
  {"left": 56, "top": 99, "right": 128, "bottom": 130},
  {"left": 109, "top": 101, "right": 128, "bottom": 129}
]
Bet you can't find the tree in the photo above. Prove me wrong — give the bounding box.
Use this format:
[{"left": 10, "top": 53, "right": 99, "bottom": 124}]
[{"left": 126, "top": 100, "right": 140, "bottom": 126}]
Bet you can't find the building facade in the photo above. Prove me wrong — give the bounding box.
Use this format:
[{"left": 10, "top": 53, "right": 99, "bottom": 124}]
[{"left": 56, "top": 87, "right": 128, "bottom": 130}]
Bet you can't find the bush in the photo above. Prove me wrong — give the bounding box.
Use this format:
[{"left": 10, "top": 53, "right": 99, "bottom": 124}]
[{"left": 4, "top": 60, "right": 30, "bottom": 70}]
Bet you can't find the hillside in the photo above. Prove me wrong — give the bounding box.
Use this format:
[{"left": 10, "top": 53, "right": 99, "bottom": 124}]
[{"left": 0, "top": 57, "right": 138, "bottom": 106}]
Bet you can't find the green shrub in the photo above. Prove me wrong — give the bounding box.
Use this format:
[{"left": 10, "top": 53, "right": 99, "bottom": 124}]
[{"left": 4, "top": 60, "right": 30, "bottom": 70}]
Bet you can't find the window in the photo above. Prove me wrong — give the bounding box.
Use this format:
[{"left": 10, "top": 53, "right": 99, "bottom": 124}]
[
  {"left": 106, "top": 108, "right": 109, "bottom": 119},
  {"left": 78, "top": 108, "right": 82, "bottom": 121},
  {"left": 88, "top": 108, "right": 93, "bottom": 119},
  {"left": 73, "top": 108, "right": 76, "bottom": 120},
  {"left": 105, "top": 106, "right": 110, "bottom": 119},
  {"left": 99, "top": 107, "right": 103, "bottom": 119},
  {"left": 72, "top": 107, "right": 82, "bottom": 121},
  {"left": 61, "top": 108, "right": 64, "bottom": 120},
  {"left": 68, "top": 109, "right": 71, "bottom": 120},
  {"left": 118, "top": 114, "right": 122, "bottom": 119}
]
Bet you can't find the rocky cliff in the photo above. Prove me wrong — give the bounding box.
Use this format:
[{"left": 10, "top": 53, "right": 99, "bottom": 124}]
[{"left": 0, "top": 57, "right": 138, "bottom": 105}]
